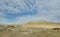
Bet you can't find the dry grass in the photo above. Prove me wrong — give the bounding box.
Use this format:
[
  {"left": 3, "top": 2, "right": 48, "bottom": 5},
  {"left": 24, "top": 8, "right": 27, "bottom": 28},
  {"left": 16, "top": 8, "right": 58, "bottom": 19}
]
[{"left": 0, "top": 22, "right": 60, "bottom": 37}]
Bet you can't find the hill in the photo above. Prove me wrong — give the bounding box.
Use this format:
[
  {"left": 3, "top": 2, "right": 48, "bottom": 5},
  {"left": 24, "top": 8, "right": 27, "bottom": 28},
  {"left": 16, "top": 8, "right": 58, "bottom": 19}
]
[
  {"left": 0, "top": 22, "right": 60, "bottom": 37},
  {"left": 21, "top": 22, "right": 60, "bottom": 28}
]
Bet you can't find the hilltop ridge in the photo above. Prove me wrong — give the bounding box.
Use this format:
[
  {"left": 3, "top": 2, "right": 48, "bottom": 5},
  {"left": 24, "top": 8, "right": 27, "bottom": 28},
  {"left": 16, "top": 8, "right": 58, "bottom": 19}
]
[{"left": 26, "top": 21, "right": 60, "bottom": 25}]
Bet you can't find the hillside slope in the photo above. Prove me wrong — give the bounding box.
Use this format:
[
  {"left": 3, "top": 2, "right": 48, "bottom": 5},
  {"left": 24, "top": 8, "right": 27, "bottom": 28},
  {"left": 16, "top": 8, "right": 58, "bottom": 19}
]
[
  {"left": 0, "top": 22, "right": 60, "bottom": 37},
  {"left": 21, "top": 22, "right": 60, "bottom": 28}
]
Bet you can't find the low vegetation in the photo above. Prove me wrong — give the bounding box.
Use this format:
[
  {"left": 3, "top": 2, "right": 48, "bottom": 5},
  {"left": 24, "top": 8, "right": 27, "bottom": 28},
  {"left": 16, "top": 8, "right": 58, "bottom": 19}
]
[{"left": 0, "top": 22, "right": 60, "bottom": 37}]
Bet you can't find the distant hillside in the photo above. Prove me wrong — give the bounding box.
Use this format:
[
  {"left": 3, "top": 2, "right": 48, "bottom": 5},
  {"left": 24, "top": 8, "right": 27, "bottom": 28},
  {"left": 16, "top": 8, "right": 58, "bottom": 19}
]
[
  {"left": 0, "top": 22, "right": 60, "bottom": 30},
  {"left": 26, "top": 22, "right": 60, "bottom": 25},
  {"left": 20, "top": 22, "right": 60, "bottom": 28},
  {"left": 0, "top": 22, "right": 60, "bottom": 37}
]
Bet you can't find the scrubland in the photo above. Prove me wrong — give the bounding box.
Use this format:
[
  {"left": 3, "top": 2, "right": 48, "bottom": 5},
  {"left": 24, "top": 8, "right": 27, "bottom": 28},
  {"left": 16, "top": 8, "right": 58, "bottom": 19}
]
[{"left": 0, "top": 22, "right": 60, "bottom": 37}]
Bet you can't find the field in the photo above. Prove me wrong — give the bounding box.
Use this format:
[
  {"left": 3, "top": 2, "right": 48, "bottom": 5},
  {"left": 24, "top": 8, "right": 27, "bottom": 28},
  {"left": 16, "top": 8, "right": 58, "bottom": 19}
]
[{"left": 0, "top": 22, "right": 60, "bottom": 37}]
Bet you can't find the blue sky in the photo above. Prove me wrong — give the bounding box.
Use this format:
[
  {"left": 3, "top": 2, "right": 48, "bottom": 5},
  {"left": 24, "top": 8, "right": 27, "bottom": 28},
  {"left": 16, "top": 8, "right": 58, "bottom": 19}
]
[{"left": 0, "top": 0, "right": 60, "bottom": 24}]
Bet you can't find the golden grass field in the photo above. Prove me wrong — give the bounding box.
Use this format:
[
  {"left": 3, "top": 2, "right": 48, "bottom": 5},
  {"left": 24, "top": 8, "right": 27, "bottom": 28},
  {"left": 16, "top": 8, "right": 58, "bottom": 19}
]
[{"left": 0, "top": 22, "right": 60, "bottom": 37}]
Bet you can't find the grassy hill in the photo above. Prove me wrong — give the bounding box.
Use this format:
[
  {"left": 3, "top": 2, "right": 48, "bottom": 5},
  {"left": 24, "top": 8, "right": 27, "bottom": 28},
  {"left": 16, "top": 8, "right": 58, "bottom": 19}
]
[
  {"left": 26, "top": 22, "right": 60, "bottom": 25},
  {"left": 0, "top": 22, "right": 60, "bottom": 37},
  {"left": 21, "top": 22, "right": 60, "bottom": 28}
]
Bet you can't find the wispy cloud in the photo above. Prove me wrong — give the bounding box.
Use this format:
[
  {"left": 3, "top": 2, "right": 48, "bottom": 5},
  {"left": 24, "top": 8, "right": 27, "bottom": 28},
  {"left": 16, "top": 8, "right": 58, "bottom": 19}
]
[{"left": 0, "top": 0, "right": 60, "bottom": 24}]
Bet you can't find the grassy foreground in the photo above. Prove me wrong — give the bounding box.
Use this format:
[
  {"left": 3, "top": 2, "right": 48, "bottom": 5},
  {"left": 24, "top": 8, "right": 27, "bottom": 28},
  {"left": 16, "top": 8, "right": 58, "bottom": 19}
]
[{"left": 0, "top": 22, "right": 60, "bottom": 37}]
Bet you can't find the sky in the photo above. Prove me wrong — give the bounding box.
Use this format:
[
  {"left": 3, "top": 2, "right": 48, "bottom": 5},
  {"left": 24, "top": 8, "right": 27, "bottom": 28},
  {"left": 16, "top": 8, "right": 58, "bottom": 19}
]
[{"left": 0, "top": 0, "right": 60, "bottom": 24}]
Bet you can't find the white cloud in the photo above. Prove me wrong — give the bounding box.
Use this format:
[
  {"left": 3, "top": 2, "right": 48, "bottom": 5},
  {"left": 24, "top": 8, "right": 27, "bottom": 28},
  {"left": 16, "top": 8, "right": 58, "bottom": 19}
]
[
  {"left": 0, "top": 0, "right": 36, "bottom": 14},
  {"left": 1, "top": 0, "right": 60, "bottom": 14},
  {"left": 0, "top": 0, "right": 60, "bottom": 24},
  {"left": 11, "top": 0, "right": 60, "bottom": 23}
]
